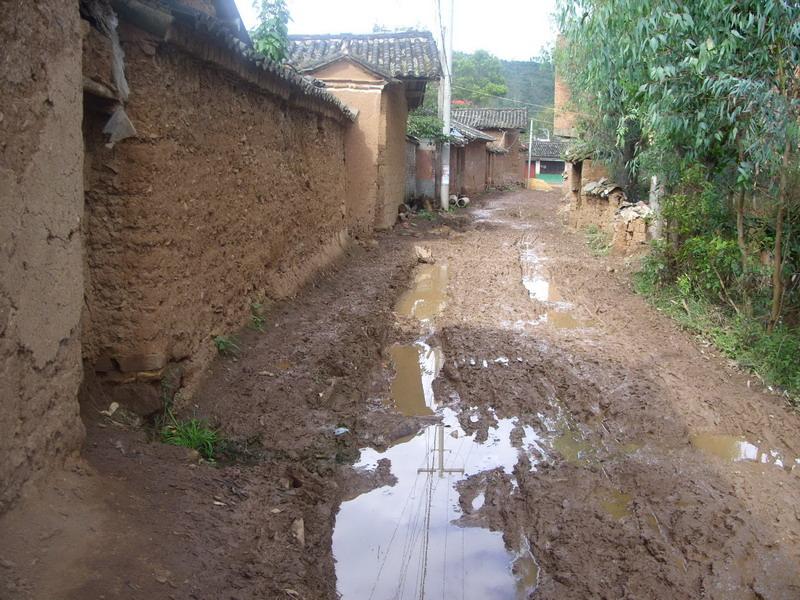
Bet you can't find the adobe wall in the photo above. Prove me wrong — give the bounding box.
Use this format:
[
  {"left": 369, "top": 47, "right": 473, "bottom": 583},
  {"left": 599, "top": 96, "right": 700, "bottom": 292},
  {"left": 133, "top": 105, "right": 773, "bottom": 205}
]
[
  {"left": 568, "top": 193, "right": 623, "bottom": 233},
  {"left": 405, "top": 139, "right": 417, "bottom": 201},
  {"left": 582, "top": 159, "right": 609, "bottom": 181},
  {"left": 82, "top": 18, "right": 351, "bottom": 402},
  {"left": 415, "top": 139, "right": 437, "bottom": 200},
  {"left": 376, "top": 83, "right": 409, "bottom": 229},
  {"left": 486, "top": 129, "right": 525, "bottom": 188},
  {"left": 462, "top": 142, "right": 487, "bottom": 195},
  {"left": 0, "top": 0, "right": 85, "bottom": 511},
  {"left": 553, "top": 70, "right": 577, "bottom": 138},
  {"left": 329, "top": 86, "right": 383, "bottom": 235}
]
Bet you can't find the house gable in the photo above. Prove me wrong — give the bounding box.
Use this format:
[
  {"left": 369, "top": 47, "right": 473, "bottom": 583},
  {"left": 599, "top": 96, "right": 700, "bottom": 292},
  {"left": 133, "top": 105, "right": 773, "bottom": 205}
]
[{"left": 307, "top": 56, "right": 388, "bottom": 86}]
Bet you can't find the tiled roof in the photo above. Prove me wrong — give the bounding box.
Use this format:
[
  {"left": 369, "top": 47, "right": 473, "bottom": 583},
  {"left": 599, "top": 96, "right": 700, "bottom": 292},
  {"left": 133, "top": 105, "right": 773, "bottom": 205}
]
[
  {"left": 287, "top": 31, "right": 442, "bottom": 80},
  {"left": 451, "top": 108, "right": 528, "bottom": 130},
  {"left": 451, "top": 120, "right": 495, "bottom": 143},
  {"left": 528, "top": 139, "right": 568, "bottom": 159}
]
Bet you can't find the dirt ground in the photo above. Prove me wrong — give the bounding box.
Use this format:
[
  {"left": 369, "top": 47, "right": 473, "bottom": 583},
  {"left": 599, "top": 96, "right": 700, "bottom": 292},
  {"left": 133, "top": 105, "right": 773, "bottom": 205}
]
[{"left": 2, "top": 188, "right": 800, "bottom": 599}]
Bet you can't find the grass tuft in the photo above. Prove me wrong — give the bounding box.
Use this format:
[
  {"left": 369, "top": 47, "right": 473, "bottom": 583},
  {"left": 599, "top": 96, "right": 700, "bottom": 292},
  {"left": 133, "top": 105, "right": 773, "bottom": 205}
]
[
  {"left": 250, "top": 302, "right": 266, "bottom": 332},
  {"left": 585, "top": 224, "right": 612, "bottom": 256},
  {"left": 161, "top": 416, "right": 219, "bottom": 460},
  {"left": 213, "top": 334, "right": 240, "bottom": 356}
]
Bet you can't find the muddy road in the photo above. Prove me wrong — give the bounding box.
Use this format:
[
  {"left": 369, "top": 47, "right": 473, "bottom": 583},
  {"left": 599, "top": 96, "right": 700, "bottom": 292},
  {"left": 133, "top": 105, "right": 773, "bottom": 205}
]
[{"left": 3, "top": 188, "right": 800, "bottom": 599}]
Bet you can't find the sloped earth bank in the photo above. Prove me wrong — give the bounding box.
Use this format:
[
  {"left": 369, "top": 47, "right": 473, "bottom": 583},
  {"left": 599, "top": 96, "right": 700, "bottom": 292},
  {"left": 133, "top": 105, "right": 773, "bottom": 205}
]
[{"left": 3, "top": 189, "right": 800, "bottom": 599}]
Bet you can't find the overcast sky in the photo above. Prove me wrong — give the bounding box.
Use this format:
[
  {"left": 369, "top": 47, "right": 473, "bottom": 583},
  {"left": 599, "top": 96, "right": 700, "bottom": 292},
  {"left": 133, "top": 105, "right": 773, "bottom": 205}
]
[{"left": 234, "top": 0, "right": 559, "bottom": 61}]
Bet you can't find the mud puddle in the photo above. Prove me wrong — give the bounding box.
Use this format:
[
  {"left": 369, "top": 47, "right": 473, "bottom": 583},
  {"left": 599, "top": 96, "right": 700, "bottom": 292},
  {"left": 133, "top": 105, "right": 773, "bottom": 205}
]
[
  {"left": 690, "top": 433, "right": 800, "bottom": 471},
  {"left": 519, "top": 242, "right": 590, "bottom": 329},
  {"left": 333, "top": 403, "right": 542, "bottom": 599},
  {"left": 395, "top": 263, "right": 449, "bottom": 322},
  {"left": 335, "top": 258, "right": 543, "bottom": 598},
  {"left": 388, "top": 342, "right": 444, "bottom": 416}
]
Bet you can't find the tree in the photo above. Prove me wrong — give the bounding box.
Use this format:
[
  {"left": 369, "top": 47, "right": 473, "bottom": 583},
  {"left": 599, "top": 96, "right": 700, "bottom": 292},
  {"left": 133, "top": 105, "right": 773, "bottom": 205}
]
[
  {"left": 250, "top": 0, "right": 290, "bottom": 63},
  {"left": 557, "top": 0, "right": 800, "bottom": 383},
  {"left": 452, "top": 50, "right": 508, "bottom": 106}
]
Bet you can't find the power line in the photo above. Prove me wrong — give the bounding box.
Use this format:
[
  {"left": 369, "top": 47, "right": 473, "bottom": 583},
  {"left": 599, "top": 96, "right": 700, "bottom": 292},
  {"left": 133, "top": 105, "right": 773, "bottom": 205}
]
[{"left": 451, "top": 83, "right": 592, "bottom": 118}]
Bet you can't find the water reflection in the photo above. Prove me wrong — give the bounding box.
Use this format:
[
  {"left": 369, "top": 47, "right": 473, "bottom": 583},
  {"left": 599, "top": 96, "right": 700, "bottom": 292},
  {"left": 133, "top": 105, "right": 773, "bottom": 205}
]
[
  {"left": 519, "top": 245, "right": 589, "bottom": 330},
  {"left": 389, "top": 343, "right": 444, "bottom": 416},
  {"left": 395, "top": 264, "right": 449, "bottom": 322},
  {"left": 333, "top": 407, "right": 542, "bottom": 600},
  {"left": 690, "top": 433, "right": 800, "bottom": 471}
]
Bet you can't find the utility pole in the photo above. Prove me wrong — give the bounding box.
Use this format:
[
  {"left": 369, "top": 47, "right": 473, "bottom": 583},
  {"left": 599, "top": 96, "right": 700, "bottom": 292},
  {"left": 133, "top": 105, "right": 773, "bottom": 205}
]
[
  {"left": 417, "top": 425, "right": 464, "bottom": 478},
  {"left": 526, "top": 118, "right": 534, "bottom": 187},
  {"left": 437, "top": 0, "right": 454, "bottom": 210}
]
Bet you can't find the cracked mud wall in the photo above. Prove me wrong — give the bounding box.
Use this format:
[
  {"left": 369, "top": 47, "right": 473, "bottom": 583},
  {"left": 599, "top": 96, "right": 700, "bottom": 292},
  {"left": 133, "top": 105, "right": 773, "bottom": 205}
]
[
  {"left": 81, "top": 19, "right": 350, "bottom": 400},
  {"left": 0, "top": 0, "right": 85, "bottom": 511}
]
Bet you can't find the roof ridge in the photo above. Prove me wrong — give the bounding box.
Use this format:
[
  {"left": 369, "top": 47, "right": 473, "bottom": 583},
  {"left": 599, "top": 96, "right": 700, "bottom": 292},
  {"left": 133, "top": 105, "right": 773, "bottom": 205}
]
[{"left": 288, "top": 30, "right": 435, "bottom": 40}]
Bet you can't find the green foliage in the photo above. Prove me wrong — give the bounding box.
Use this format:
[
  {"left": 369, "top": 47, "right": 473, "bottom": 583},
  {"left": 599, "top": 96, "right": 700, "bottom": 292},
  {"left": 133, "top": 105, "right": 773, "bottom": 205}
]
[
  {"left": 250, "top": 0, "right": 290, "bottom": 62},
  {"left": 407, "top": 109, "right": 448, "bottom": 142},
  {"left": 213, "top": 335, "right": 240, "bottom": 356},
  {"left": 585, "top": 225, "right": 611, "bottom": 256},
  {"left": 635, "top": 272, "right": 800, "bottom": 401},
  {"left": 416, "top": 209, "right": 436, "bottom": 221},
  {"left": 561, "top": 0, "right": 800, "bottom": 397},
  {"left": 452, "top": 50, "right": 508, "bottom": 105},
  {"left": 250, "top": 302, "right": 266, "bottom": 332},
  {"left": 162, "top": 417, "right": 219, "bottom": 460}
]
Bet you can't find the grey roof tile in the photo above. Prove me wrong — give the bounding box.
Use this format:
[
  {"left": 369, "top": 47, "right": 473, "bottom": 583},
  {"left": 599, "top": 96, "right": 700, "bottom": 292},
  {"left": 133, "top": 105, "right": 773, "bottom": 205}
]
[
  {"left": 451, "top": 120, "right": 495, "bottom": 143},
  {"left": 451, "top": 108, "right": 528, "bottom": 130},
  {"left": 528, "top": 139, "right": 568, "bottom": 159},
  {"left": 287, "top": 31, "right": 442, "bottom": 80}
]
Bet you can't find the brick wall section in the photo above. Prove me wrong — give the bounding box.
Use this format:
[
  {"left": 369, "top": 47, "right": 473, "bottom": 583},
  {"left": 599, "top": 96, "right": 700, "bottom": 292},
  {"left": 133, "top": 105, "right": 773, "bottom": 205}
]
[
  {"left": 82, "top": 19, "right": 351, "bottom": 400},
  {"left": 0, "top": 0, "right": 85, "bottom": 511}
]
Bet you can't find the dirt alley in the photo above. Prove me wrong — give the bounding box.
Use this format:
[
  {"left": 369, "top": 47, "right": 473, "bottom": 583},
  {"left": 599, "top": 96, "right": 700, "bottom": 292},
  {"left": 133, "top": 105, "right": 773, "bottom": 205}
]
[{"left": 2, "top": 188, "right": 800, "bottom": 599}]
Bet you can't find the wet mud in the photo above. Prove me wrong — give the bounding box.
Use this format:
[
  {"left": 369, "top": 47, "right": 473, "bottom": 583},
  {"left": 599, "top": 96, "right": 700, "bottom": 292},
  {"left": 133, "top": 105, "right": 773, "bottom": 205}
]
[{"left": 6, "top": 189, "right": 800, "bottom": 599}]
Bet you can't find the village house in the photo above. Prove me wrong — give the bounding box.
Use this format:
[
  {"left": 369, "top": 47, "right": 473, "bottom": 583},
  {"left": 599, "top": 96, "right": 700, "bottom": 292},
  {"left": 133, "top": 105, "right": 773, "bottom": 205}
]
[
  {"left": 287, "top": 31, "right": 442, "bottom": 230},
  {"left": 451, "top": 108, "right": 529, "bottom": 188},
  {"left": 526, "top": 137, "right": 568, "bottom": 184},
  {"left": 449, "top": 120, "right": 495, "bottom": 196}
]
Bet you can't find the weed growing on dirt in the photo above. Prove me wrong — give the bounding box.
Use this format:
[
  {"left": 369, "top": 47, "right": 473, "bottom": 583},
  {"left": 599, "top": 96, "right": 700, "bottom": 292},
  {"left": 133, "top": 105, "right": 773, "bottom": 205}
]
[
  {"left": 416, "top": 209, "right": 436, "bottom": 221},
  {"left": 250, "top": 302, "right": 266, "bottom": 331},
  {"left": 634, "top": 259, "right": 800, "bottom": 404},
  {"left": 585, "top": 225, "right": 611, "bottom": 256},
  {"left": 161, "top": 416, "right": 219, "bottom": 460},
  {"left": 213, "top": 335, "right": 240, "bottom": 356}
]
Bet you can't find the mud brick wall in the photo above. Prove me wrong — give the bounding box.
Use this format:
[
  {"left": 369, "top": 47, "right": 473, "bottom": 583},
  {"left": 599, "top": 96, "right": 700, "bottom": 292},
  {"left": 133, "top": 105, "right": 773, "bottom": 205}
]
[
  {"left": 462, "top": 142, "right": 487, "bottom": 195},
  {"left": 612, "top": 217, "right": 649, "bottom": 253},
  {"left": 376, "top": 83, "right": 409, "bottom": 229},
  {"left": 82, "top": 19, "right": 351, "bottom": 402},
  {"left": 568, "top": 192, "right": 624, "bottom": 234},
  {"left": 0, "top": 0, "right": 85, "bottom": 511},
  {"left": 486, "top": 129, "right": 525, "bottom": 188}
]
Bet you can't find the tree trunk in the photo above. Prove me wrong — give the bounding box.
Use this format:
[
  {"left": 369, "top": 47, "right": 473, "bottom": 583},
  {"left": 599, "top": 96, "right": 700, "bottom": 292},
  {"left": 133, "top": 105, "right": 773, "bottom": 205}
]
[
  {"left": 736, "top": 187, "right": 753, "bottom": 318},
  {"left": 768, "top": 139, "right": 790, "bottom": 332},
  {"left": 648, "top": 175, "right": 664, "bottom": 240}
]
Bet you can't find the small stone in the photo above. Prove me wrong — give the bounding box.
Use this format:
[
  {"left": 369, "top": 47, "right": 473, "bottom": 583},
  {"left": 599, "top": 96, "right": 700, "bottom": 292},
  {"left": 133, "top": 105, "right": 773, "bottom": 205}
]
[
  {"left": 414, "top": 245, "right": 434, "bottom": 264},
  {"left": 291, "top": 518, "right": 305, "bottom": 547}
]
